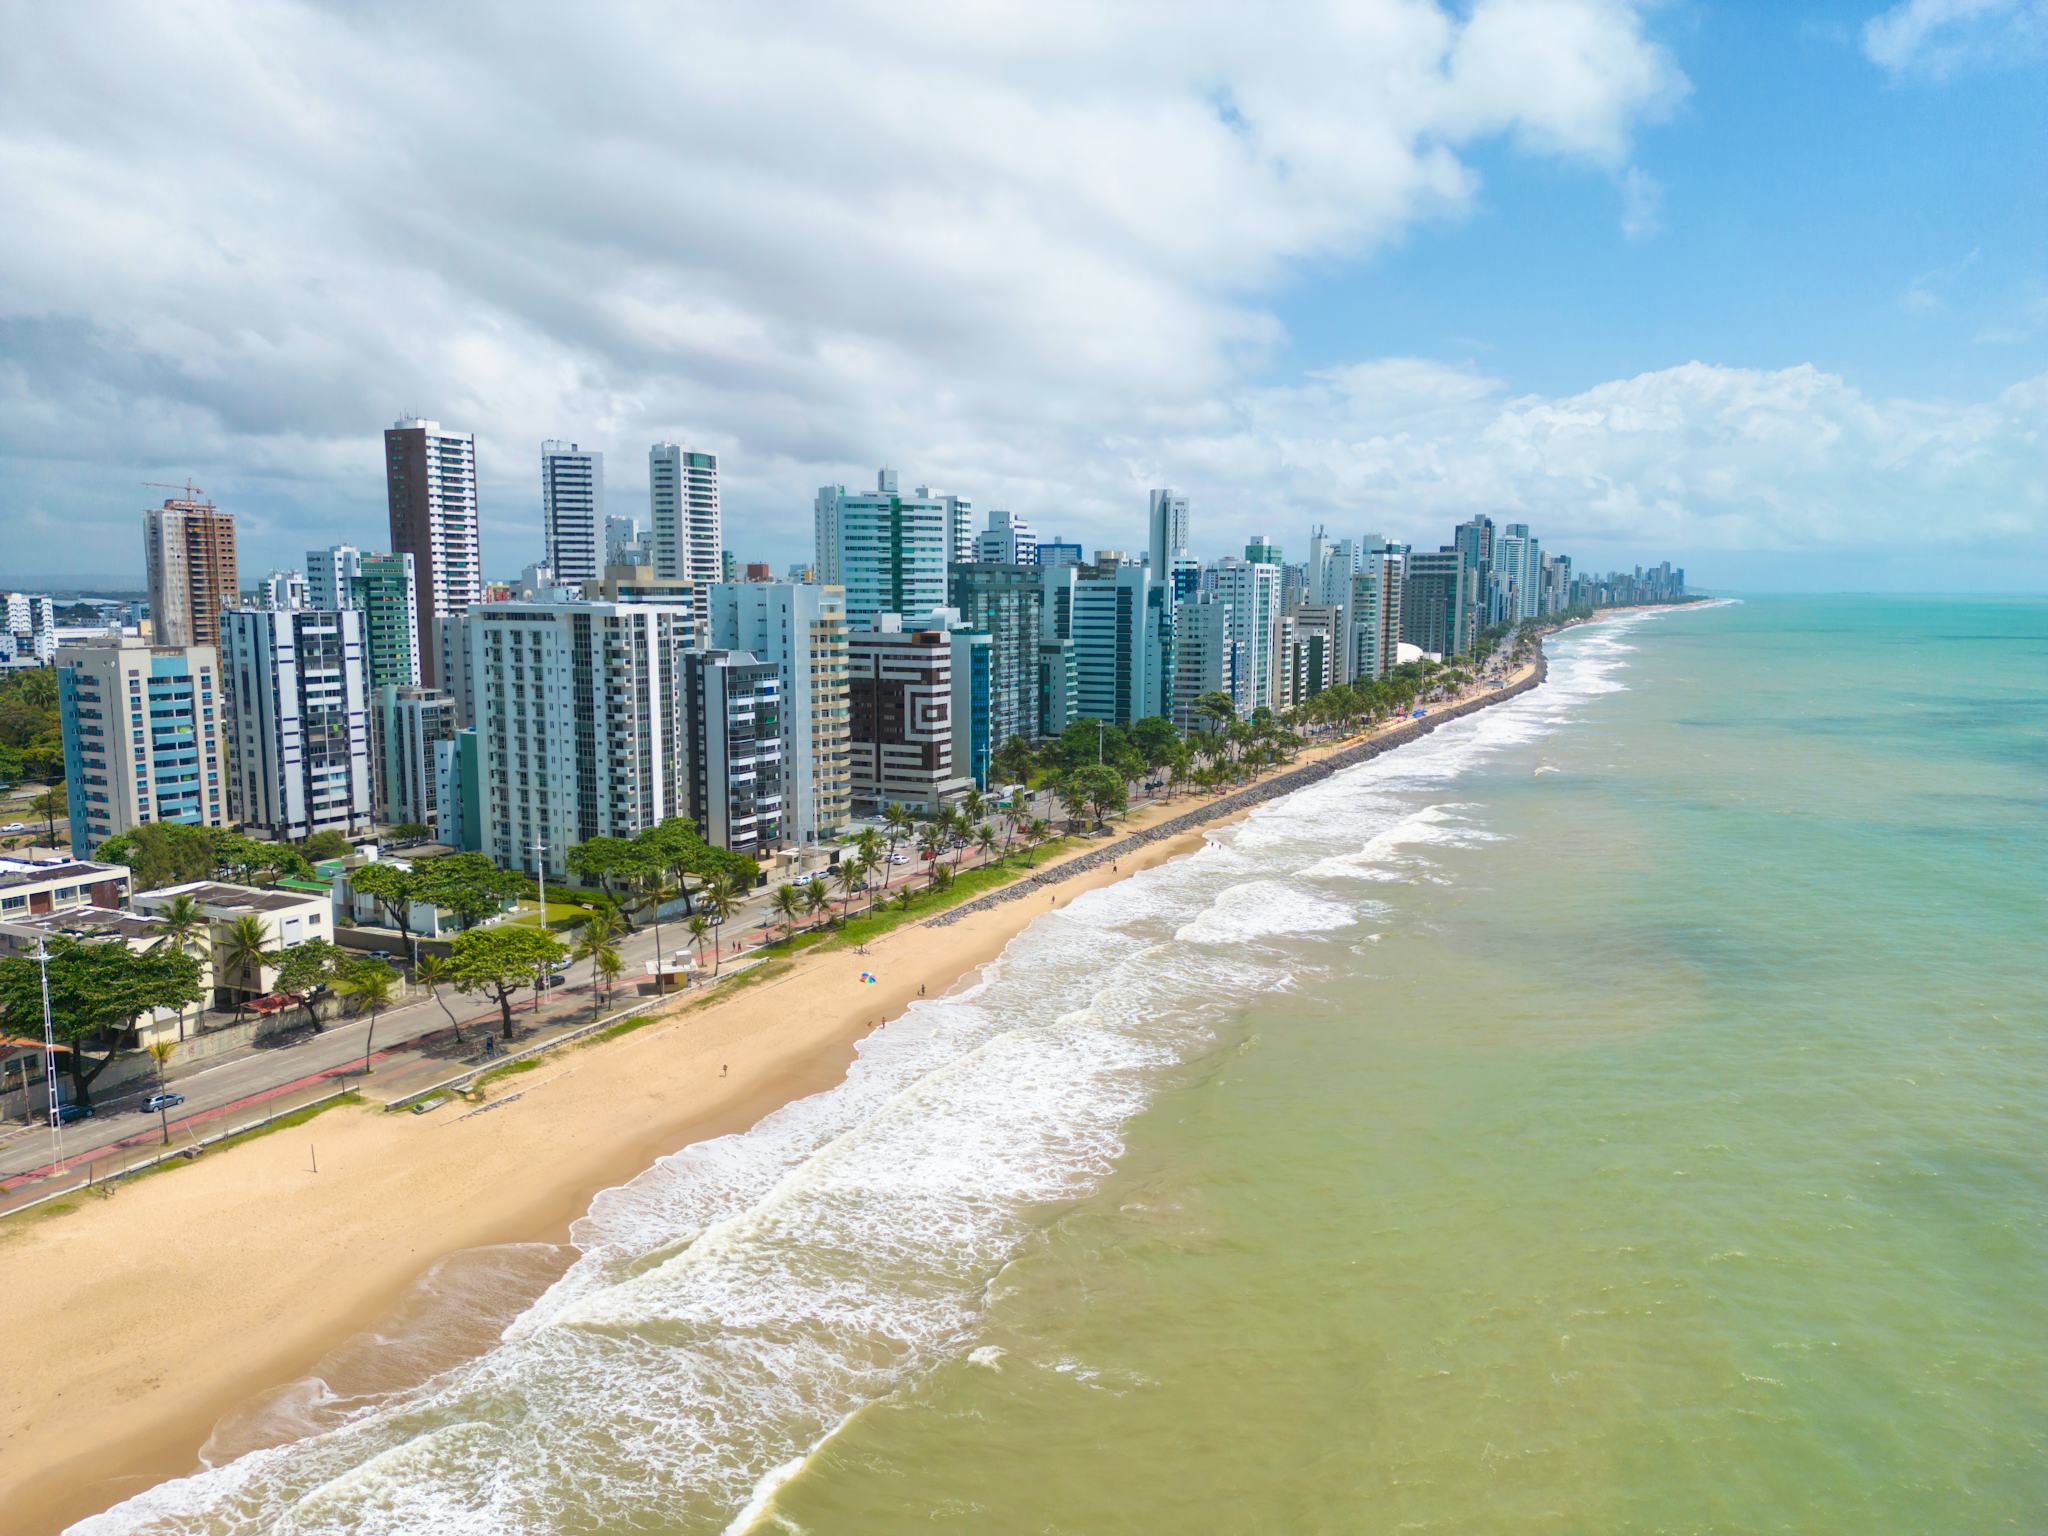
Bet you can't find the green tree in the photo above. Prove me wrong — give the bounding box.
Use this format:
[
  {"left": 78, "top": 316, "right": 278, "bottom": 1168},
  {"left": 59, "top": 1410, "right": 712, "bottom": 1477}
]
[
  {"left": 337, "top": 957, "right": 399, "bottom": 1075},
  {"left": 801, "top": 875, "right": 830, "bottom": 926},
  {"left": 413, "top": 953, "right": 464, "bottom": 1043},
  {"left": 349, "top": 861, "right": 425, "bottom": 951},
  {"left": 699, "top": 871, "right": 742, "bottom": 974},
  {"left": 0, "top": 938, "right": 203, "bottom": 1105},
  {"left": 991, "top": 733, "right": 1036, "bottom": 788},
  {"left": 446, "top": 926, "right": 567, "bottom": 1040},
  {"left": 99, "top": 822, "right": 217, "bottom": 891},
  {"left": 218, "top": 914, "right": 273, "bottom": 1020},
  {"left": 771, "top": 882, "right": 803, "bottom": 941},
  {"left": 149, "top": 893, "right": 210, "bottom": 1040},
  {"left": 565, "top": 836, "right": 650, "bottom": 920},
  {"left": 418, "top": 853, "right": 528, "bottom": 931},
  {"left": 299, "top": 830, "right": 354, "bottom": 863},
  {"left": 387, "top": 822, "right": 431, "bottom": 845},
  {"left": 575, "top": 906, "right": 621, "bottom": 1007},
  {"left": 271, "top": 938, "right": 345, "bottom": 1033},
  {"left": 1063, "top": 764, "right": 1127, "bottom": 828},
  {"left": 831, "top": 858, "right": 862, "bottom": 920},
  {"left": 29, "top": 781, "right": 65, "bottom": 842},
  {"left": 686, "top": 913, "right": 710, "bottom": 972}
]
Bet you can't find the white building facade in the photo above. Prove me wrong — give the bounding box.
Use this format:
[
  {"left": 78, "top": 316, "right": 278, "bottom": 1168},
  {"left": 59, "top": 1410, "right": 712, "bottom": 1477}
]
[
  {"left": 649, "top": 443, "right": 721, "bottom": 583},
  {"left": 219, "top": 608, "right": 374, "bottom": 842},
  {"left": 541, "top": 440, "right": 605, "bottom": 587}
]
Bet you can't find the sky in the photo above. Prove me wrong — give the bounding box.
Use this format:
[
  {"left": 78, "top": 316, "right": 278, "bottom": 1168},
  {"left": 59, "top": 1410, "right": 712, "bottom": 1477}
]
[{"left": 1, "top": 0, "right": 2043, "bottom": 594}]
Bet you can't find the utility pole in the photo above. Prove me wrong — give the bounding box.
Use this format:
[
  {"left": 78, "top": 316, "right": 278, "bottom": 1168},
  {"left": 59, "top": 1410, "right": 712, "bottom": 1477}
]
[
  {"left": 532, "top": 834, "right": 549, "bottom": 1003},
  {"left": 34, "top": 938, "right": 62, "bottom": 1159}
]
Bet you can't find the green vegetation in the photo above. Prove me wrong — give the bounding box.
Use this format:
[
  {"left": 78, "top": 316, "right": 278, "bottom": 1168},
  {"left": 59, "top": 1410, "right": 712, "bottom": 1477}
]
[
  {"left": 0, "top": 667, "right": 61, "bottom": 787},
  {"left": 349, "top": 851, "right": 530, "bottom": 944},
  {"left": 96, "top": 824, "right": 314, "bottom": 891},
  {"left": 445, "top": 925, "right": 569, "bottom": 1040},
  {"left": 0, "top": 938, "right": 204, "bottom": 1105}
]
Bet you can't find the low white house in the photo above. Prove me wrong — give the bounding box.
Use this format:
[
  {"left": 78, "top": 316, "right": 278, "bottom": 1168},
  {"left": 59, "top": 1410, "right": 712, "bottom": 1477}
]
[{"left": 132, "top": 881, "right": 331, "bottom": 1008}]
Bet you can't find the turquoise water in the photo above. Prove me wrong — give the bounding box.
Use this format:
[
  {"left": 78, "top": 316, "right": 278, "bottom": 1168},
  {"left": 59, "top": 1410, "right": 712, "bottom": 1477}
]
[{"left": 84, "top": 597, "right": 2048, "bottom": 1534}]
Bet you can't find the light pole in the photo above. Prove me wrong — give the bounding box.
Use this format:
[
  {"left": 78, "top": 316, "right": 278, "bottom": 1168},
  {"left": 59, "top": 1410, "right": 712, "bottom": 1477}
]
[
  {"left": 531, "top": 834, "right": 549, "bottom": 1002},
  {"left": 34, "top": 938, "right": 62, "bottom": 1159},
  {"left": 1096, "top": 719, "right": 1104, "bottom": 765}
]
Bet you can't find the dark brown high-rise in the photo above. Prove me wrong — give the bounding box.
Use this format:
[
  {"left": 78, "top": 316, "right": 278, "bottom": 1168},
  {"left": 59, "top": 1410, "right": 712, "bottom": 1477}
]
[{"left": 384, "top": 417, "right": 481, "bottom": 688}]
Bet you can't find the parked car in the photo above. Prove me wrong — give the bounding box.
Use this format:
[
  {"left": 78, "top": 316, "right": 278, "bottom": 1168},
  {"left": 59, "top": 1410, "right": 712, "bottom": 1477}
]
[
  {"left": 55, "top": 1101, "right": 95, "bottom": 1123},
  {"left": 142, "top": 1091, "right": 186, "bottom": 1114},
  {"left": 2, "top": 821, "right": 25, "bottom": 833},
  {"left": 545, "top": 971, "right": 569, "bottom": 987}
]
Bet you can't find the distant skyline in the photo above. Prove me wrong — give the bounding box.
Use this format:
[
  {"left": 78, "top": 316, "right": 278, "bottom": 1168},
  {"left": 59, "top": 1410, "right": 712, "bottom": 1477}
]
[{"left": 3, "top": 1, "right": 2043, "bottom": 592}]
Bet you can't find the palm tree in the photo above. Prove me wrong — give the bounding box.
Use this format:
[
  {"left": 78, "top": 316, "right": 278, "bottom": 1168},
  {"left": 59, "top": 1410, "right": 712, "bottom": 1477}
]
[
  {"left": 831, "top": 858, "right": 861, "bottom": 920},
  {"left": 147, "top": 1038, "right": 177, "bottom": 1087},
  {"left": 960, "top": 788, "right": 986, "bottom": 828},
  {"left": 150, "top": 894, "right": 209, "bottom": 1040},
  {"left": 414, "top": 953, "right": 464, "bottom": 1043},
  {"left": 857, "top": 849, "right": 883, "bottom": 915},
  {"left": 637, "top": 873, "right": 682, "bottom": 983},
  {"left": 801, "top": 875, "right": 830, "bottom": 929},
  {"left": 338, "top": 959, "right": 398, "bottom": 1077},
  {"left": 28, "top": 781, "right": 65, "bottom": 842},
  {"left": 576, "top": 907, "right": 620, "bottom": 1010},
  {"left": 882, "top": 802, "right": 913, "bottom": 866},
  {"left": 701, "top": 873, "right": 740, "bottom": 974},
  {"left": 975, "top": 821, "right": 999, "bottom": 868},
  {"left": 917, "top": 823, "right": 945, "bottom": 886},
  {"left": 686, "top": 913, "right": 710, "bottom": 975},
  {"left": 595, "top": 945, "right": 623, "bottom": 1003},
  {"left": 771, "top": 882, "right": 802, "bottom": 941},
  {"left": 219, "top": 914, "right": 272, "bottom": 1023}
]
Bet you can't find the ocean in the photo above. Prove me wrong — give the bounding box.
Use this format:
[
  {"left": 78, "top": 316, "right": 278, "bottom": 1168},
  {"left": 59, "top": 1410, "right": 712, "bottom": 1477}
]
[{"left": 82, "top": 595, "right": 2048, "bottom": 1534}]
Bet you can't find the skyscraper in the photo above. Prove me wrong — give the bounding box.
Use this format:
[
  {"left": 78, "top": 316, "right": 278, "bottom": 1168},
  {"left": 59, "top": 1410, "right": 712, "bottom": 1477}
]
[
  {"left": 681, "top": 650, "right": 785, "bottom": 855},
  {"left": 541, "top": 440, "right": 604, "bottom": 586},
  {"left": 813, "top": 470, "right": 952, "bottom": 630},
  {"left": 1070, "top": 559, "right": 1167, "bottom": 726},
  {"left": 1214, "top": 556, "right": 1280, "bottom": 712},
  {"left": 384, "top": 418, "right": 481, "bottom": 689},
  {"left": 219, "top": 608, "right": 374, "bottom": 842},
  {"left": 464, "top": 600, "right": 697, "bottom": 877},
  {"left": 349, "top": 552, "right": 422, "bottom": 690},
  {"left": 973, "top": 508, "right": 1039, "bottom": 565},
  {"left": 948, "top": 563, "right": 1048, "bottom": 750},
  {"left": 649, "top": 442, "right": 721, "bottom": 583},
  {"left": 254, "top": 570, "right": 308, "bottom": 611},
  {"left": 144, "top": 493, "right": 238, "bottom": 647},
  {"left": 56, "top": 635, "right": 228, "bottom": 850},
  {"left": 1400, "top": 551, "right": 1471, "bottom": 659},
  {"left": 915, "top": 484, "right": 976, "bottom": 566},
  {"left": 846, "top": 618, "right": 971, "bottom": 812},
  {"left": 706, "top": 582, "right": 850, "bottom": 845},
  {"left": 306, "top": 544, "right": 363, "bottom": 609},
  {"left": 1147, "top": 489, "right": 1190, "bottom": 576}
]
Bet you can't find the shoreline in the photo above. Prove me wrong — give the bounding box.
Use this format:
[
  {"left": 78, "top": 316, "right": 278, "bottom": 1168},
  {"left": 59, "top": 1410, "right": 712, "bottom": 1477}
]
[{"left": 1, "top": 642, "right": 1559, "bottom": 1535}]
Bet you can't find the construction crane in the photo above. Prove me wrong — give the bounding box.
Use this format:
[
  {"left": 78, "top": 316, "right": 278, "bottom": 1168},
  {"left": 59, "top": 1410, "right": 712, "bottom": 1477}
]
[{"left": 143, "top": 479, "right": 208, "bottom": 502}]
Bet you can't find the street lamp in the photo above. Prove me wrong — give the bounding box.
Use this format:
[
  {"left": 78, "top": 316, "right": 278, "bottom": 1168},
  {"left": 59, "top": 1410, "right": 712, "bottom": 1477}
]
[
  {"left": 33, "top": 938, "right": 61, "bottom": 1159},
  {"left": 531, "top": 834, "right": 549, "bottom": 1002}
]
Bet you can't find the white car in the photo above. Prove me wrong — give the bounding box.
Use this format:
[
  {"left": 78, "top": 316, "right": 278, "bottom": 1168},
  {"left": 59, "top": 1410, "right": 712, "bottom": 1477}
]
[
  {"left": 888, "top": 853, "right": 910, "bottom": 865},
  {"left": 1, "top": 822, "right": 25, "bottom": 833}
]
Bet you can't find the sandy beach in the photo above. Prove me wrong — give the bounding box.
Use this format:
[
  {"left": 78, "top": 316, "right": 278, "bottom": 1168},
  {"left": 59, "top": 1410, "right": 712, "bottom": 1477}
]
[{"left": 0, "top": 657, "right": 1540, "bottom": 1534}]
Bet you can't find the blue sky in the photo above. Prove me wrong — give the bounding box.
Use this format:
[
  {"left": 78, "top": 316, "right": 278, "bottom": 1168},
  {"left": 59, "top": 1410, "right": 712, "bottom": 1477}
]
[
  {"left": 1, "top": 0, "right": 2043, "bottom": 594},
  {"left": 1272, "top": 4, "right": 2046, "bottom": 407}
]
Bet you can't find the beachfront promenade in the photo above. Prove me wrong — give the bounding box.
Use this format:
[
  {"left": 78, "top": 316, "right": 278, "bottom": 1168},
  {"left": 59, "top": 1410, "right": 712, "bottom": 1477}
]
[{"left": 0, "top": 647, "right": 1546, "bottom": 1210}]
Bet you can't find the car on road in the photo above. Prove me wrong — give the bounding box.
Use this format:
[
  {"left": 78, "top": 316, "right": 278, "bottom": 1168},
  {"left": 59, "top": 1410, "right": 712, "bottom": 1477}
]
[
  {"left": 544, "top": 971, "right": 570, "bottom": 986},
  {"left": 142, "top": 1091, "right": 186, "bottom": 1114},
  {"left": 888, "top": 853, "right": 910, "bottom": 865},
  {"left": 2, "top": 821, "right": 25, "bottom": 833},
  {"left": 55, "top": 1101, "right": 95, "bottom": 1123}
]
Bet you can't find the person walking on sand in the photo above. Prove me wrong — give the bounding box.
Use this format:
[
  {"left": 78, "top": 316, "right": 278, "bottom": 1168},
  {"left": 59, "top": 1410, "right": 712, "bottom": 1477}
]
[{"left": 721, "top": 1064, "right": 728, "bottom": 1078}]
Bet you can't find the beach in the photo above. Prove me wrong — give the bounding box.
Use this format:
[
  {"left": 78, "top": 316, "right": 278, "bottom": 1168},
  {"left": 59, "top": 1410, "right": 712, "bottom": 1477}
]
[{"left": 0, "top": 654, "right": 1538, "bottom": 1534}]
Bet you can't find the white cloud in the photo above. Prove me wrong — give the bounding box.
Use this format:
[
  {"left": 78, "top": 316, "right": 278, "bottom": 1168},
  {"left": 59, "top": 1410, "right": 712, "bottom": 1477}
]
[
  {"left": 0, "top": 1, "right": 2036, "bottom": 592},
  {"left": 1900, "top": 245, "right": 1981, "bottom": 313},
  {"left": 1863, "top": 0, "right": 2048, "bottom": 76}
]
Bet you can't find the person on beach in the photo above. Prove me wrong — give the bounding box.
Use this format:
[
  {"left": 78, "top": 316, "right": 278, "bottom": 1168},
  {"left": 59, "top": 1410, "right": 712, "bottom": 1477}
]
[{"left": 721, "top": 1064, "right": 728, "bottom": 1077}]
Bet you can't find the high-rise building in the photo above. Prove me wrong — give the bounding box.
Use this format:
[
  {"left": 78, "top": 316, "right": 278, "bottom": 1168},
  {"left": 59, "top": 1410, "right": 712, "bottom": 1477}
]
[
  {"left": 1400, "top": 551, "right": 1472, "bottom": 659},
  {"left": 681, "top": 650, "right": 785, "bottom": 855},
  {"left": 384, "top": 418, "right": 481, "bottom": 689},
  {"left": 144, "top": 494, "right": 238, "bottom": 648},
  {"left": 1244, "top": 534, "right": 1284, "bottom": 568},
  {"left": 464, "top": 601, "right": 696, "bottom": 878},
  {"left": 348, "top": 552, "right": 423, "bottom": 691},
  {"left": 1147, "top": 489, "right": 1191, "bottom": 577},
  {"left": 649, "top": 443, "right": 721, "bottom": 583},
  {"left": 219, "top": 608, "right": 374, "bottom": 843},
  {"left": 813, "top": 470, "right": 952, "bottom": 630},
  {"left": 706, "top": 582, "right": 850, "bottom": 846},
  {"left": 1171, "top": 592, "right": 1232, "bottom": 731},
  {"left": 604, "top": 513, "right": 649, "bottom": 569},
  {"left": 1, "top": 593, "right": 57, "bottom": 669},
  {"left": 1347, "top": 564, "right": 1390, "bottom": 682},
  {"left": 973, "top": 508, "right": 1039, "bottom": 565},
  {"left": 254, "top": 570, "right": 308, "bottom": 611},
  {"left": 914, "top": 484, "right": 975, "bottom": 566},
  {"left": 1070, "top": 559, "right": 1168, "bottom": 726},
  {"left": 375, "top": 684, "right": 456, "bottom": 829},
  {"left": 1036, "top": 537, "right": 1084, "bottom": 569},
  {"left": 306, "top": 544, "right": 363, "bottom": 609},
  {"left": 1285, "top": 604, "right": 1341, "bottom": 708},
  {"left": 846, "top": 618, "right": 972, "bottom": 812},
  {"left": 1213, "top": 557, "right": 1281, "bottom": 712},
  {"left": 541, "top": 440, "right": 605, "bottom": 587},
  {"left": 947, "top": 563, "right": 1047, "bottom": 750},
  {"left": 56, "top": 636, "right": 227, "bottom": 851}
]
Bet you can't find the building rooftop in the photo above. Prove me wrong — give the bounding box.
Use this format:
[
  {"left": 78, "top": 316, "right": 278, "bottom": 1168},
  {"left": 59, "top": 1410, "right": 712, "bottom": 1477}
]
[
  {"left": 0, "top": 908, "right": 166, "bottom": 947},
  {"left": 140, "top": 881, "right": 323, "bottom": 913},
  {"left": 0, "top": 859, "right": 128, "bottom": 892}
]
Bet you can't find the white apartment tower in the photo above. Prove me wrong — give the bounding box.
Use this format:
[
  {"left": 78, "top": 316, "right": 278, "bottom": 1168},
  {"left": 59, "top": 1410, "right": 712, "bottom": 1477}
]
[
  {"left": 465, "top": 601, "right": 696, "bottom": 879},
  {"left": 219, "top": 608, "right": 374, "bottom": 842},
  {"left": 973, "top": 508, "right": 1039, "bottom": 565},
  {"left": 649, "top": 443, "right": 721, "bottom": 583},
  {"left": 706, "top": 582, "right": 851, "bottom": 846},
  {"left": 384, "top": 418, "right": 482, "bottom": 690},
  {"left": 814, "top": 470, "right": 952, "bottom": 630},
  {"left": 1148, "top": 489, "right": 1191, "bottom": 577},
  {"left": 306, "top": 544, "right": 363, "bottom": 609},
  {"left": 1213, "top": 556, "right": 1281, "bottom": 713},
  {"left": 541, "top": 440, "right": 605, "bottom": 586}
]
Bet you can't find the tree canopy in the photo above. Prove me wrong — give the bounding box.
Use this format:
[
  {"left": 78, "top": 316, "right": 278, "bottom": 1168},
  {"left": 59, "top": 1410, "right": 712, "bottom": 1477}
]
[
  {"left": 446, "top": 925, "right": 567, "bottom": 1039},
  {"left": 0, "top": 938, "right": 204, "bottom": 1103}
]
